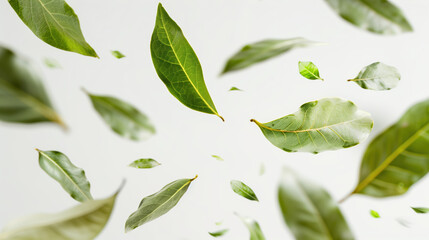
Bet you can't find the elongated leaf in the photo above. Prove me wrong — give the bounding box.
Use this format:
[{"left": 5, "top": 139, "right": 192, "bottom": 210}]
[
  {"left": 43, "top": 58, "right": 61, "bottom": 69},
  {"left": 411, "top": 207, "right": 429, "bottom": 214},
  {"left": 209, "top": 229, "right": 228, "bottom": 237},
  {"left": 129, "top": 158, "right": 161, "bottom": 169},
  {"left": 111, "top": 50, "right": 125, "bottom": 59},
  {"left": 251, "top": 98, "right": 373, "bottom": 153},
  {"left": 342, "top": 99, "right": 429, "bottom": 200},
  {"left": 85, "top": 91, "right": 155, "bottom": 141},
  {"left": 298, "top": 61, "right": 323, "bottom": 81},
  {"left": 0, "top": 191, "right": 119, "bottom": 240},
  {"left": 221, "top": 38, "right": 321, "bottom": 74},
  {"left": 236, "top": 214, "right": 266, "bottom": 240},
  {"left": 37, "top": 149, "right": 92, "bottom": 202},
  {"left": 278, "top": 168, "right": 355, "bottom": 240},
  {"left": 229, "top": 87, "right": 242, "bottom": 91},
  {"left": 0, "top": 46, "right": 64, "bottom": 127},
  {"left": 230, "top": 180, "right": 259, "bottom": 202},
  {"left": 151, "top": 4, "right": 223, "bottom": 120},
  {"left": 211, "top": 155, "right": 224, "bottom": 161},
  {"left": 370, "top": 210, "right": 380, "bottom": 218},
  {"left": 348, "top": 62, "right": 400, "bottom": 90},
  {"left": 125, "top": 175, "right": 197, "bottom": 232},
  {"left": 9, "top": 0, "right": 97, "bottom": 57}
]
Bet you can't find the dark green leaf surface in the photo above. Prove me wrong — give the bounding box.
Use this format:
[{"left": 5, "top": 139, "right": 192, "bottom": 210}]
[
  {"left": 298, "top": 61, "right": 323, "bottom": 81},
  {"left": 278, "top": 168, "right": 355, "bottom": 240},
  {"left": 0, "top": 46, "right": 64, "bottom": 127},
  {"left": 37, "top": 149, "right": 92, "bottom": 202},
  {"left": 209, "top": 229, "right": 228, "bottom": 237},
  {"left": 86, "top": 91, "right": 155, "bottom": 141},
  {"left": 129, "top": 158, "right": 161, "bottom": 169},
  {"left": 237, "top": 214, "right": 266, "bottom": 240},
  {"left": 111, "top": 50, "right": 125, "bottom": 59},
  {"left": 0, "top": 192, "right": 118, "bottom": 240},
  {"left": 9, "top": 0, "right": 98, "bottom": 57},
  {"left": 324, "top": 0, "right": 412, "bottom": 35},
  {"left": 151, "top": 4, "right": 222, "bottom": 120},
  {"left": 230, "top": 180, "right": 259, "bottom": 201},
  {"left": 221, "top": 38, "right": 321, "bottom": 74},
  {"left": 411, "top": 207, "right": 429, "bottom": 214},
  {"left": 125, "top": 175, "right": 197, "bottom": 232},
  {"left": 370, "top": 210, "right": 380, "bottom": 218},
  {"left": 348, "top": 62, "right": 400, "bottom": 90},
  {"left": 251, "top": 98, "right": 373, "bottom": 153}
]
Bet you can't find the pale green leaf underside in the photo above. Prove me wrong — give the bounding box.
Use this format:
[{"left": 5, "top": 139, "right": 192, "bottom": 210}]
[
  {"left": 9, "top": 0, "right": 98, "bottom": 57},
  {"left": 87, "top": 92, "right": 155, "bottom": 141},
  {"left": 278, "top": 168, "right": 355, "bottom": 240},
  {"left": 37, "top": 149, "right": 92, "bottom": 202},
  {"left": 129, "top": 158, "right": 161, "bottom": 169},
  {"left": 348, "top": 62, "right": 400, "bottom": 90},
  {"left": 111, "top": 50, "right": 125, "bottom": 59},
  {"left": 125, "top": 176, "right": 197, "bottom": 232},
  {"left": 252, "top": 98, "right": 373, "bottom": 153},
  {"left": 298, "top": 61, "right": 323, "bottom": 80},
  {"left": 150, "top": 4, "right": 222, "bottom": 120},
  {"left": 236, "top": 214, "right": 266, "bottom": 240},
  {"left": 0, "top": 193, "right": 118, "bottom": 240},
  {"left": 230, "top": 180, "right": 259, "bottom": 201},
  {"left": 324, "top": 0, "right": 412, "bottom": 35},
  {"left": 209, "top": 229, "right": 228, "bottom": 237}
]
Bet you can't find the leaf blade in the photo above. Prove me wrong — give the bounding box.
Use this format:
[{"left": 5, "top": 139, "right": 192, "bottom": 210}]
[
  {"left": 411, "top": 207, "right": 429, "bottom": 214},
  {"left": 348, "top": 62, "right": 400, "bottom": 90},
  {"left": 209, "top": 229, "right": 228, "bottom": 237},
  {"left": 298, "top": 61, "right": 323, "bottom": 81},
  {"left": 230, "top": 180, "right": 259, "bottom": 202},
  {"left": 236, "top": 214, "right": 266, "bottom": 240},
  {"left": 129, "top": 158, "right": 161, "bottom": 169}
]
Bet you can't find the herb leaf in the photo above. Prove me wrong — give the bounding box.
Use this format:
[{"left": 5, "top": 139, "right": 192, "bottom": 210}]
[
  {"left": 229, "top": 87, "right": 242, "bottom": 91},
  {"left": 411, "top": 207, "right": 429, "bottom": 214},
  {"left": 230, "top": 180, "right": 259, "bottom": 202},
  {"left": 212, "top": 155, "right": 224, "bottom": 161},
  {"left": 129, "top": 158, "right": 161, "bottom": 169},
  {"left": 43, "top": 58, "right": 61, "bottom": 69},
  {"left": 298, "top": 61, "right": 323, "bottom": 81},
  {"left": 236, "top": 214, "right": 266, "bottom": 240},
  {"left": 251, "top": 98, "right": 373, "bottom": 153},
  {"left": 209, "top": 229, "right": 228, "bottom": 237},
  {"left": 348, "top": 62, "right": 400, "bottom": 90},
  {"left": 111, "top": 50, "right": 126, "bottom": 59},
  {"left": 370, "top": 210, "right": 380, "bottom": 218},
  {"left": 9, "top": 0, "right": 98, "bottom": 57}
]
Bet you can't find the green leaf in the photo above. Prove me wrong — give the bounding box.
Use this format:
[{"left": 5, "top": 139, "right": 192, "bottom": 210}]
[
  {"left": 211, "top": 155, "right": 224, "bottom": 161},
  {"left": 298, "top": 61, "right": 323, "bottom": 81},
  {"left": 43, "top": 58, "right": 61, "bottom": 69},
  {"left": 341, "top": 99, "right": 429, "bottom": 200},
  {"left": 259, "top": 163, "right": 265, "bottom": 176},
  {"left": 37, "top": 149, "right": 92, "bottom": 202},
  {"left": 125, "top": 175, "right": 197, "bottom": 232},
  {"left": 111, "top": 50, "right": 125, "bottom": 59},
  {"left": 85, "top": 90, "right": 155, "bottom": 141},
  {"left": 9, "top": 0, "right": 98, "bottom": 57},
  {"left": 370, "top": 210, "right": 380, "bottom": 218},
  {"left": 348, "top": 62, "right": 400, "bottom": 91},
  {"left": 151, "top": 4, "right": 223, "bottom": 121},
  {"left": 230, "top": 180, "right": 259, "bottom": 202},
  {"left": 251, "top": 98, "right": 373, "bottom": 154},
  {"left": 129, "top": 158, "right": 161, "bottom": 169},
  {"left": 209, "top": 229, "right": 228, "bottom": 237},
  {"left": 0, "top": 46, "right": 65, "bottom": 127},
  {"left": 324, "top": 0, "right": 412, "bottom": 35},
  {"left": 221, "top": 38, "right": 321, "bottom": 74},
  {"left": 229, "top": 87, "right": 242, "bottom": 91},
  {"left": 411, "top": 207, "right": 429, "bottom": 214},
  {"left": 236, "top": 214, "right": 266, "bottom": 240},
  {"left": 278, "top": 167, "right": 355, "bottom": 240},
  {"left": 0, "top": 191, "right": 119, "bottom": 240}
]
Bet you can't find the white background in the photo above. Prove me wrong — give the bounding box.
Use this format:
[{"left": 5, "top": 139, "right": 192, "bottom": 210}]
[{"left": 1, "top": 0, "right": 429, "bottom": 239}]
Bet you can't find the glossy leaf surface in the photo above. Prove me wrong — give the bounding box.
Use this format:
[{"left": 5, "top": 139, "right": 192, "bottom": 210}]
[
  {"left": 230, "top": 180, "right": 259, "bottom": 201},
  {"left": 129, "top": 158, "right": 161, "bottom": 169},
  {"left": 298, "top": 61, "right": 323, "bottom": 80},
  {"left": 348, "top": 62, "right": 400, "bottom": 90}
]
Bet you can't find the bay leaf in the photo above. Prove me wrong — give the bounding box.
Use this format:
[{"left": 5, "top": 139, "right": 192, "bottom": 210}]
[
  {"left": 278, "top": 167, "right": 355, "bottom": 240},
  {"left": 411, "top": 207, "right": 429, "bottom": 214},
  {"left": 236, "top": 214, "right": 266, "bottom": 240},
  {"left": 9, "top": 0, "right": 98, "bottom": 57},
  {"left": 298, "top": 61, "right": 323, "bottom": 81},
  {"left": 348, "top": 62, "right": 400, "bottom": 91},
  {"left": 129, "top": 158, "right": 161, "bottom": 169},
  {"left": 111, "top": 50, "right": 125, "bottom": 59},
  {"left": 230, "top": 180, "right": 259, "bottom": 202},
  {"left": 229, "top": 87, "right": 242, "bottom": 91},
  {"left": 0, "top": 46, "right": 65, "bottom": 127},
  {"left": 151, "top": 4, "right": 223, "bottom": 121},
  {"left": 324, "top": 0, "right": 412, "bottom": 35},
  {"left": 125, "top": 175, "right": 197, "bottom": 232},
  {"left": 251, "top": 98, "right": 373, "bottom": 153},
  {"left": 37, "top": 149, "right": 92, "bottom": 202},
  {"left": 209, "top": 229, "right": 228, "bottom": 237},
  {"left": 85, "top": 90, "right": 155, "bottom": 141}
]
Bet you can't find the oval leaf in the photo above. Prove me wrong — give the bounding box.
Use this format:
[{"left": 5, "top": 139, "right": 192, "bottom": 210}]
[
  {"left": 0, "top": 192, "right": 118, "bottom": 240},
  {"left": 278, "top": 168, "right": 355, "bottom": 240},
  {"left": 251, "top": 98, "right": 373, "bottom": 153},
  {"left": 85, "top": 90, "right": 155, "bottom": 141},
  {"left": 129, "top": 158, "right": 161, "bottom": 169},
  {"left": 370, "top": 210, "right": 380, "bottom": 218},
  {"left": 324, "top": 0, "right": 412, "bottom": 35},
  {"left": 125, "top": 175, "right": 197, "bottom": 232},
  {"left": 348, "top": 62, "right": 400, "bottom": 91},
  {"left": 209, "top": 229, "right": 228, "bottom": 237},
  {"left": 221, "top": 38, "right": 321, "bottom": 74},
  {"left": 230, "top": 180, "right": 259, "bottom": 202},
  {"left": 37, "top": 149, "right": 92, "bottom": 202},
  {"left": 236, "top": 214, "right": 266, "bottom": 240},
  {"left": 0, "top": 47, "right": 64, "bottom": 127},
  {"left": 298, "top": 61, "right": 323, "bottom": 81},
  {"left": 111, "top": 50, "right": 125, "bottom": 59},
  {"left": 151, "top": 4, "right": 222, "bottom": 120}
]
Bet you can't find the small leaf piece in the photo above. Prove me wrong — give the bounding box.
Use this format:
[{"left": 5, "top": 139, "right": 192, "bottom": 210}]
[
  {"left": 298, "top": 61, "right": 323, "bottom": 81},
  {"left": 348, "top": 62, "right": 400, "bottom": 90},
  {"left": 229, "top": 87, "right": 242, "bottom": 91},
  {"left": 37, "top": 149, "right": 92, "bottom": 202},
  {"left": 230, "top": 180, "right": 259, "bottom": 202},
  {"left": 85, "top": 91, "right": 155, "bottom": 141},
  {"left": 9, "top": 0, "right": 98, "bottom": 57},
  {"left": 125, "top": 175, "right": 197, "bottom": 232},
  {"left": 278, "top": 168, "right": 355, "bottom": 240},
  {"left": 212, "top": 155, "right": 224, "bottom": 161},
  {"left": 251, "top": 98, "right": 373, "bottom": 153},
  {"left": 151, "top": 4, "right": 222, "bottom": 121},
  {"left": 43, "top": 58, "right": 61, "bottom": 69},
  {"left": 111, "top": 50, "right": 126, "bottom": 59},
  {"left": 0, "top": 192, "right": 119, "bottom": 240},
  {"left": 324, "top": 0, "right": 412, "bottom": 35},
  {"left": 236, "top": 214, "right": 266, "bottom": 240},
  {"left": 370, "top": 210, "right": 380, "bottom": 218},
  {"left": 411, "top": 207, "right": 429, "bottom": 214},
  {"left": 209, "top": 229, "right": 228, "bottom": 237},
  {"left": 129, "top": 158, "right": 161, "bottom": 169},
  {"left": 221, "top": 38, "right": 321, "bottom": 74}
]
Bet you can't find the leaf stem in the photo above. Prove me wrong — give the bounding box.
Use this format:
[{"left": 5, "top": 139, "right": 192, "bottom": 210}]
[{"left": 338, "top": 191, "right": 354, "bottom": 204}]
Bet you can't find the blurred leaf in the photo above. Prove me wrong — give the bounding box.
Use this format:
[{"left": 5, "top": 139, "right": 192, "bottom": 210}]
[
  {"left": 209, "top": 229, "right": 228, "bottom": 237},
  {"left": 236, "top": 214, "right": 266, "bottom": 240},
  {"left": 230, "top": 180, "right": 259, "bottom": 202},
  {"left": 129, "top": 158, "right": 161, "bottom": 169},
  {"left": 411, "top": 207, "right": 429, "bottom": 214},
  {"left": 259, "top": 163, "right": 265, "bottom": 176},
  {"left": 298, "top": 61, "right": 323, "bottom": 81},
  {"left": 348, "top": 62, "right": 400, "bottom": 90},
  {"left": 111, "top": 50, "right": 125, "bottom": 59},
  {"left": 370, "top": 210, "right": 380, "bottom": 218},
  {"left": 212, "top": 155, "right": 224, "bottom": 161},
  {"left": 43, "top": 58, "right": 61, "bottom": 69}
]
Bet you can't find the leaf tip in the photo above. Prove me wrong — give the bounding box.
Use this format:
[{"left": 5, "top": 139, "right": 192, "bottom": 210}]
[{"left": 218, "top": 115, "right": 225, "bottom": 122}]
